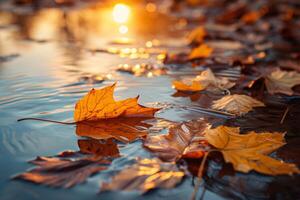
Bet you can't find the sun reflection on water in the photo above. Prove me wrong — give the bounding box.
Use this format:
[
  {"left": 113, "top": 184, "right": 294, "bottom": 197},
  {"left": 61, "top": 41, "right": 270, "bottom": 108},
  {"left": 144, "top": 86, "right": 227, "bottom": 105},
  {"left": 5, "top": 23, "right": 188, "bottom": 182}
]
[
  {"left": 112, "top": 3, "right": 131, "bottom": 23},
  {"left": 112, "top": 3, "right": 131, "bottom": 36}
]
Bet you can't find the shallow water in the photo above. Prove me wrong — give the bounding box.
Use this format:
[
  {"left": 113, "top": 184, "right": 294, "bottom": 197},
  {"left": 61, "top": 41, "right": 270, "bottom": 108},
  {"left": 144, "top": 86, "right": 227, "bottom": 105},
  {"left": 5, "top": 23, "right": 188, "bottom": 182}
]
[
  {"left": 0, "top": 2, "right": 224, "bottom": 200},
  {"left": 1, "top": 1, "right": 299, "bottom": 200}
]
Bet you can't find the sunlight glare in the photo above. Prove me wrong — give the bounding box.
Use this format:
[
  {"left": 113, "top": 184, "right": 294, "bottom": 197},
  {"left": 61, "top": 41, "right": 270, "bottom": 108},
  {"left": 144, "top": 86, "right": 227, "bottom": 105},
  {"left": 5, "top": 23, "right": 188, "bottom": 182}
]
[
  {"left": 113, "top": 4, "right": 131, "bottom": 23},
  {"left": 119, "top": 25, "right": 128, "bottom": 34}
]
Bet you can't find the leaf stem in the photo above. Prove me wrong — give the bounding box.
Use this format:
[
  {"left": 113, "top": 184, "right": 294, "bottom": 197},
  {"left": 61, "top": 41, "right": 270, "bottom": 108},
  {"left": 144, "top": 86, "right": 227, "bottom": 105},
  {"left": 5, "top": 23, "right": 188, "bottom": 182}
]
[
  {"left": 17, "top": 118, "right": 75, "bottom": 125},
  {"left": 280, "top": 106, "right": 290, "bottom": 124},
  {"left": 190, "top": 151, "right": 210, "bottom": 200}
]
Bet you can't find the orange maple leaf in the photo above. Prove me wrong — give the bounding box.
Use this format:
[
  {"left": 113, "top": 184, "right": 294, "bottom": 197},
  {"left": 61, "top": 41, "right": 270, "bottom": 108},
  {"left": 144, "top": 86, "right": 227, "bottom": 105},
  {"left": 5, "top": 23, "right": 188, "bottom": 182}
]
[{"left": 74, "top": 83, "right": 159, "bottom": 122}]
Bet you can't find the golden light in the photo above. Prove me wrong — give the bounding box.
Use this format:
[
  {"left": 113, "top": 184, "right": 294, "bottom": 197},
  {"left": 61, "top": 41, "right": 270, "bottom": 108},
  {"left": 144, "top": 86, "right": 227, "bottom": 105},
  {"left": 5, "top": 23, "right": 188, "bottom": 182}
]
[
  {"left": 118, "top": 25, "right": 128, "bottom": 34},
  {"left": 146, "top": 3, "right": 157, "bottom": 12},
  {"left": 112, "top": 4, "right": 131, "bottom": 23}
]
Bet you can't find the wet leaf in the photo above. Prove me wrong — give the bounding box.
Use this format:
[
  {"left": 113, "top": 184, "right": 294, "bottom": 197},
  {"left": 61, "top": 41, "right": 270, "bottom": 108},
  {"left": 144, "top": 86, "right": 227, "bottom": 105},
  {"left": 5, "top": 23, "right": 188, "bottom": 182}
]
[
  {"left": 194, "top": 68, "right": 235, "bottom": 90},
  {"left": 74, "top": 83, "right": 159, "bottom": 122},
  {"left": 172, "top": 69, "right": 235, "bottom": 92},
  {"left": 212, "top": 94, "right": 265, "bottom": 115},
  {"left": 15, "top": 139, "right": 119, "bottom": 188},
  {"left": 76, "top": 117, "right": 151, "bottom": 143},
  {"left": 144, "top": 119, "right": 208, "bottom": 162},
  {"left": 265, "top": 69, "right": 300, "bottom": 95},
  {"left": 188, "top": 44, "right": 213, "bottom": 60},
  {"left": 205, "top": 126, "right": 300, "bottom": 175},
  {"left": 188, "top": 26, "right": 206, "bottom": 44},
  {"left": 101, "top": 158, "right": 184, "bottom": 193},
  {"left": 172, "top": 80, "right": 205, "bottom": 92}
]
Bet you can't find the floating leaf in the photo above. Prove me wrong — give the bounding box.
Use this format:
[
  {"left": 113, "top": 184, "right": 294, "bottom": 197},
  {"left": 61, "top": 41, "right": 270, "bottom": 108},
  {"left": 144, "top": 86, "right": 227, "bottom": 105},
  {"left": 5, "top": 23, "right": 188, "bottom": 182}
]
[
  {"left": 205, "top": 126, "right": 300, "bottom": 175},
  {"left": 188, "top": 44, "right": 213, "bottom": 60},
  {"left": 76, "top": 117, "right": 151, "bottom": 143},
  {"left": 74, "top": 83, "right": 159, "bottom": 122},
  {"left": 101, "top": 158, "right": 184, "bottom": 193},
  {"left": 194, "top": 68, "right": 236, "bottom": 90},
  {"left": 144, "top": 119, "right": 209, "bottom": 162},
  {"left": 14, "top": 139, "right": 119, "bottom": 188},
  {"left": 212, "top": 94, "right": 265, "bottom": 115},
  {"left": 172, "top": 80, "right": 205, "bottom": 92},
  {"left": 265, "top": 69, "right": 300, "bottom": 95},
  {"left": 188, "top": 26, "right": 206, "bottom": 44},
  {"left": 172, "top": 69, "right": 235, "bottom": 92}
]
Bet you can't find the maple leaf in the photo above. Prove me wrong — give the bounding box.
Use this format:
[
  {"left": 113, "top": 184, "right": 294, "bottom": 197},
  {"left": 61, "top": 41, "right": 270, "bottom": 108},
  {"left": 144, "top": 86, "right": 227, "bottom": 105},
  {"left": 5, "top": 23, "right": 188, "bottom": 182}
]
[
  {"left": 76, "top": 117, "right": 151, "bottom": 143},
  {"left": 265, "top": 69, "right": 300, "bottom": 95},
  {"left": 205, "top": 126, "right": 300, "bottom": 175},
  {"left": 211, "top": 94, "right": 265, "bottom": 115},
  {"left": 101, "top": 158, "right": 184, "bottom": 193},
  {"left": 74, "top": 83, "right": 159, "bottom": 122},
  {"left": 172, "top": 69, "right": 235, "bottom": 92},
  {"left": 144, "top": 119, "right": 209, "bottom": 162},
  {"left": 14, "top": 139, "right": 119, "bottom": 188},
  {"left": 188, "top": 44, "right": 213, "bottom": 60}
]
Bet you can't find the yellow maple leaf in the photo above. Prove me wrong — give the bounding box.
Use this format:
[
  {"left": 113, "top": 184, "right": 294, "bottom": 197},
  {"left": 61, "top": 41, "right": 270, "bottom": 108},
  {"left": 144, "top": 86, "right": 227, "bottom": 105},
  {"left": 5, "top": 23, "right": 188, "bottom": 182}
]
[
  {"left": 188, "top": 44, "right": 213, "bottom": 60},
  {"left": 211, "top": 94, "right": 265, "bottom": 115},
  {"left": 74, "top": 83, "right": 159, "bottom": 122},
  {"left": 205, "top": 126, "right": 299, "bottom": 175}
]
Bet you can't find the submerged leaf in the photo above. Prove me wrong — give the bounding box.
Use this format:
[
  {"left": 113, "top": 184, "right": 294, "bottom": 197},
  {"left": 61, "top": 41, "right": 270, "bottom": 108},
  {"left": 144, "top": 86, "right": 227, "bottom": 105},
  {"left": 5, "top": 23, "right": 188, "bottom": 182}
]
[
  {"left": 265, "top": 69, "right": 300, "bottom": 95},
  {"left": 101, "top": 158, "right": 184, "bottom": 193},
  {"left": 205, "top": 126, "right": 300, "bottom": 175},
  {"left": 76, "top": 117, "right": 151, "bottom": 143},
  {"left": 15, "top": 139, "right": 119, "bottom": 188},
  {"left": 74, "top": 83, "right": 159, "bottom": 122},
  {"left": 144, "top": 119, "right": 209, "bottom": 162},
  {"left": 212, "top": 94, "right": 265, "bottom": 115}
]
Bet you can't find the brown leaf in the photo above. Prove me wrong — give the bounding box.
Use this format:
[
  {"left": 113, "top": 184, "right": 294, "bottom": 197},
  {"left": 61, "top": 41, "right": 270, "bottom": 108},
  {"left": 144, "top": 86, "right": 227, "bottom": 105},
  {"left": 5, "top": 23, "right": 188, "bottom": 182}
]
[
  {"left": 265, "top": 69, "right": 300, "bottom": 95},
  {"left": 144, "top": 119, "right": 209, "bottom": 162},
  {"left": 76, "top": 117, "right": 151, "bottom": 143},
  {"left": 205, "top": 126, "right": 300, "bottom": 175},
  {"left": 14, "top": 139, "right": 119, "bottom": 188},
  {"left": 101, "top": 158, "right": 184, "bottom": 193},
  {"left": 211, "top": 94, "right": 265, "bottom": 115},
  {"left": 74, "top": 83, "right": 159, "bottom": 122}
]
